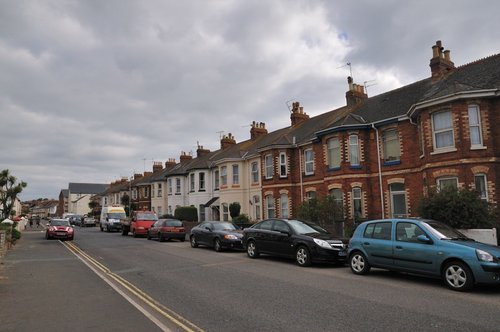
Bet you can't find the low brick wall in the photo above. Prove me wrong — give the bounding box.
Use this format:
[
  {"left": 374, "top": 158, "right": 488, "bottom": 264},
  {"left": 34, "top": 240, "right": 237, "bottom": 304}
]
[{"left": 459, "top": 228, "right": 498, "bottom": 246}]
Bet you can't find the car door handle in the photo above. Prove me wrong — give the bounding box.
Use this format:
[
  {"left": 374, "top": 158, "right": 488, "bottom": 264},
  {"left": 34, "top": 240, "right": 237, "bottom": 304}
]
[
  {"left": 395, "top": 246, "right": 403, "bottom": 250},
  {"left": 363, "top": 242, "right": 370, "bottom": 245}
]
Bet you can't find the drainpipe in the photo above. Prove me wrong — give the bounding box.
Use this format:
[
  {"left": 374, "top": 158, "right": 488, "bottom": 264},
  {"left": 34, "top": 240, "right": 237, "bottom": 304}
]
[
  {"left": 298, "top": 146, "right": 304, "bottom": 203},
  {"left": 372, "top": 123, "right": 385, "bottom": 219}
]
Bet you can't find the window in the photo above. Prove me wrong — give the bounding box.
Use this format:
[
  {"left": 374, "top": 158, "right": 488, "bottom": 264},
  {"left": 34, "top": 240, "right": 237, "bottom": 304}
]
[
  {"left": 190, "top": 173, "right": 195, "bottom": 192},
  {"left": 279, "top": 152, "right": 287, "bottom": 177},
  {"left": 157, "top": 183, "right": 162, "bottom": 197},
  {"left": 151, "top": 185, "right": 155, "bottom": 198},
  {"left": 306, "top": 191, "right": 316, "bottom": 201},
  {"left": 253, "top": 195, "right": 261, "bottom": 220},
  {"left": 432, "top": 110, "right": 454, "bottom": 149},
  {"left": 280, "top": 194, "right": 289, "bottom": 219},
  {"left": 304, "top": 149, "right": 314, "bottom": 175},
  {"left": 468, "top": 105, "right": 483, "bottom": 147},
  {"left": 396, "top": 222, "right": 424, "bottom": 242},
  {"left": 214, "top": 170, "right": 219, "bottom": 190},
  {"left": 327, "top": 138, "right": 341, "bottom": 168},
  {"left": 329, "top": 188, "right": 344, "bottom": 220},
  {"left": 382, "top": 129, "right": 400, "bottom": 162},
  {"left": 349, "top": 135, "right": 360, "bottom": 166},
  {"left": 265, "top": 155, "right": 273, "bottom": 179},
  {"left": 474, "top": 174, "right": 488, "bottom": 201},
  {"left": 273, "top": 220, "right": 290, "bottom": 233},
  {"left": 168, "top": 206, "right": 172, "bottom": 215},
  {"left": 390, "top": 183, "right": 407, "bottom": 218},
  {"left": 364, "top": 222, "right": 392, "bottom": 240},
  {"left": 352, "top": 187, "right": 362, "bottom": 220},
  {"left": 175, "top": 178, "right": 181, "bottom": 194},
  {"left": 199, "top": 172, "right": 205, "bottom": 191},
  {"left": 437, "top": 177, "right": 458, "bottom": 191},
  {"left": 265, "top": 195, "right": 275, "bottom": 218},
  {"left": 222, "top": 203, "right": 229, "bottom": 221},
  {"left": 157, "top": 206, "right": 162, "bottom": 216},
  {"left": 168, "top": 179, "right": 172, "bottom": 194},
  {"left": 251, "top": 162, "right": 259, "bottom": 183},
  {"left": 220, "top": 166, "right": 227, "bottom": 186},
  {"left": 232, "top": 165, "right": 239, "bottom": 185},
  {"left": 199, "top": 204, "right": 205, "bottom": 222},
  {"left": 144, "top": 187, "right": 149, "bottom": 198}
]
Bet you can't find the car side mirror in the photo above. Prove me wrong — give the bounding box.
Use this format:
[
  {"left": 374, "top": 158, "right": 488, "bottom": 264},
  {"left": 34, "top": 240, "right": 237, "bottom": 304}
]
[
  {"left": 417, "top": 234, "right": 432, "bottom": 244},
  {"left": 205, "top": 227, "right": 212, "bottom": 232}
]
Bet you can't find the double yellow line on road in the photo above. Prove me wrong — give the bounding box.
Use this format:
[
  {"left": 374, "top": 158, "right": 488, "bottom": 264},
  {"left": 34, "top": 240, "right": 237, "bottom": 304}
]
[{"left": 63, "top": 241, "right": 204, "bottom": 332}]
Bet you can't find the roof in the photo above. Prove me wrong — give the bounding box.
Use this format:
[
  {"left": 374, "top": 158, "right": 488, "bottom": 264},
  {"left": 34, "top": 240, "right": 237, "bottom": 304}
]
[{"left": 68, "top": 183, "right": 108, "bottom": 195}]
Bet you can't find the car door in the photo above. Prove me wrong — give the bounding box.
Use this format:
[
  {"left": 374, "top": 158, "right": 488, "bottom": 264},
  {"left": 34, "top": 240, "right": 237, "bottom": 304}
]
[
  {"left": 269, "top": 220, "right": 294, "bottom": 257},
  {"left": 392, "top": 222, "right": 439, "bottom": 275},
  {"left": 362, "top": 221, "right": 394, "bottom": 268},
  {"left": 198, "top": 222, "right": 213, "bottom": 246},
  {"left": 251, "top": 219, "right": 274, "bottom": 252}
]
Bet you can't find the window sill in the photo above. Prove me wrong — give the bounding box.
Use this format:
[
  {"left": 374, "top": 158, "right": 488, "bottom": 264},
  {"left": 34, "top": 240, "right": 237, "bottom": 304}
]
[
  {"left": 304, "top": 173, "right": 315, "bottom": 177},
  {"left": 327, "top": 166, "right": 341, "bottom": 171},
  {"left": 198, "top": 189, "right": 206, "bottom": 192},
  {"left": 431, "top": 147, "right": 457, "bottom": 155},
  {"left": 383, "top": 160, "right": 401, "bottom": 166},
  {"left": 350, "top": 165, "right": 362, "bottom": 169},
  {"left": 470, "top": 145, "right": 487, "bottom": 150},
  {"left": 175, "top": 193, "right": 181, "bottom": 195}
]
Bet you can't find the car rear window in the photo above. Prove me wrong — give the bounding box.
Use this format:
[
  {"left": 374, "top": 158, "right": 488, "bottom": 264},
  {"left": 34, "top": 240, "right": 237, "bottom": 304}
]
[
  {"left": 165, "top": 220, "right": 182, "bottom": 227},
  {"left": 363, "top": 222, "right": 392, "bottom": 240}
]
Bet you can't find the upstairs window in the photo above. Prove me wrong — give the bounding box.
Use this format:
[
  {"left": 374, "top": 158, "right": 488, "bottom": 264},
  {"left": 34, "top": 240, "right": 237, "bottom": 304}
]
[
  {"left": 214, "top": 170, "right": 219, "bottom": 190},
  {"left": 232, "top": 165, "right": 239, "bottom": 185},
  {"left": 382, "top": 129, "right": 400, "bottom": 162},
  {"left": 468, "top": 105, "right": 483, "bottom": 147},
  {"left": 175, "top": 178, "right": 181, "bottom": 194},
  {"left": 327, "top": 137, "right": 341, "bottom": 168},
  {"left": 190, "top": 173, "right": 195, "bottom": 192},
  {"left": 199, "top": 172, "right": 205, "bottom": 191},
  {"left": 279, "top": 152, "right": 287, "bottom": 177},
  {"left": 349, "top": 135, "right": 360, "bottom": 166},
  {"left": 168, "top": 179, "right": 172, "bottom": 195},
  {"left": 251, "top": 162, "right": 259, "bottom": 183},
  {"left": 432, "top": 111, "right": 454, "bottom": 149},
  {"left": 157, "top": 183, "right": 162, "bottom": 197},
  {"left": 220, "top": 166, "right": 227, "bottom": 186},
  {"left": 304, "top": 149, "right": 314, "bottom": 175},
  {"left": 265, "top": 155, "right": 273, "bottom": 179}
]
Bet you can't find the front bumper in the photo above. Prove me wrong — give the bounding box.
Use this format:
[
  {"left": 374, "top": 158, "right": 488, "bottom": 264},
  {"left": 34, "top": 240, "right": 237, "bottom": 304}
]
[
  {"left": 222, "top": 239, "right": 245, "bottom": 250},
  {"left": 310, "top": 246, "right": 348, "bottom": 264}
]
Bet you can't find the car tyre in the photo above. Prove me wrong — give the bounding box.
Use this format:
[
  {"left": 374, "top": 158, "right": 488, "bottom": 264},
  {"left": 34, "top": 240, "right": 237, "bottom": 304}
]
[
  {"left": 214, "top": 238, "right": 222, "bottom": 252},
  {"left": 296, "top": 246, "right": 312, "bottom": 267},
  {"left": 100, "top": 226, "right": 103, "bottom": 232},
  {"left": 45, "top": 232, "right": 50, "bottom": 240},
  {"left": 159, "top": 233, "right": 165, "bottom": 242},
  {"left": 190, "top": 235, "right": 198, "bottom": 248},
  {"left": 121, "top": 228, "right": 128, "bottom": 236},
  {"left": 349, "top": 252, "right": 371, "bottom": 275},
  {"left": 246, "top": 240, "right": 259, "bottom": 258},
  {"left": 147, "top": 232, "right": 151, "bottom": 240},
  {"left": 106, "top": 225, "right": 111, "bottom": 232},
  {"left": 442, "top": 261, "right": 474, "bottom": 292},
  {"left": 132, "top": 230, "right": 138, "bottom": 238}
]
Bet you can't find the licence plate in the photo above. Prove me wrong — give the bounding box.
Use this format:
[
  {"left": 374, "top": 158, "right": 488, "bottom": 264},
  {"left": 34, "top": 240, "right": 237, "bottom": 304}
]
[
  {"left": 56, "top": 232, "right": 66, "bottom": 236},
  {"left": 338, "top": 251, "right": 347, "bottom": 256}
]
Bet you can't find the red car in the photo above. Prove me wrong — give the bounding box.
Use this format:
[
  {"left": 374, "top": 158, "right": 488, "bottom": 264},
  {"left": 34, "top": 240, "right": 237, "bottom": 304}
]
[
  {"left": 147, "top": 219, "right": 186, "bottom": 242},
  {"left": 46, "top": 218, "right": 74, "bottom": 241}
]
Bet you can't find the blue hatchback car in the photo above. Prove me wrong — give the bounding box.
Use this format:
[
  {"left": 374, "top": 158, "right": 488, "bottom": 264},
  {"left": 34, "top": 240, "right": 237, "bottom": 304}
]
[{"left": 348, "top": 218, "right": 500, "bottom": 291}]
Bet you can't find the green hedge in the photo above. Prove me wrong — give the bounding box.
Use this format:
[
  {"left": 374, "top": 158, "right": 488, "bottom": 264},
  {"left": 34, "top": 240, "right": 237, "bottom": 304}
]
[{"left": 174, "top": 206, "right": 198, "bottom": 222}]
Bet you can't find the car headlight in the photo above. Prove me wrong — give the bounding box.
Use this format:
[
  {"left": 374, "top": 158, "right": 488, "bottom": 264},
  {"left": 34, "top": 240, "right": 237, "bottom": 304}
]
[
  {"left": 476, "top": 249, "right": 494, "bottom": 262},
  {"left": 313, "top": 238, "right": 331, "bottom": 249},
  {"left": 224, "top": 234, "right": 238, "bottom": 240}
]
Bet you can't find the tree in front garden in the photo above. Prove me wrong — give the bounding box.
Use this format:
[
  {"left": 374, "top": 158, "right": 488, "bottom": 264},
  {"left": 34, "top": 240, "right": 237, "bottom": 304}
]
[
  {"left": 229, "top": 202, "right": 241, "bottom": 219},
  {"left": 417, "top": 187, "right": 497, "bottom": 229},
  {"left": 296, "top": 196, "right": 344, "bottom": 228},
  {"left": 0, "top": 169, "right": 27, "bottom": 220}
]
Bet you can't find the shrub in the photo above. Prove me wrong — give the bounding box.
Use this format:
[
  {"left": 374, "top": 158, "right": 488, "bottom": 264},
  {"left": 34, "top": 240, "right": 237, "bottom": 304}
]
[
  {"left": 229, "top": 202, "right": 241, "bottom": 219},
  {"left": 417, "top": 187, "right": 497, "bottom": 229},
  {"left": 174, "top": 206, "right": 198, "bottom": 222}
]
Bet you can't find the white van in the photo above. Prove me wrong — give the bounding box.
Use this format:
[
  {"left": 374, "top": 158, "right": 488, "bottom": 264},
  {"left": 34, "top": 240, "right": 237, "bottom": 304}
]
[{"left": 100, "top": 206, "right": 126, "bottom": 232}]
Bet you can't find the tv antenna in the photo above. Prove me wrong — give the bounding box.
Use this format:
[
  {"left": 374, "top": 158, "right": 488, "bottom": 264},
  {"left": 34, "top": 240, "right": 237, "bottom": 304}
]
[
  {"left": 337, "top": 61, "right": 352, "bottom": 77},
  {"left": 216, "top": 131, "right": 225, "bottom": 139},
  {"left": 364, "top": 80, "right": 377, "bottom": 95}
]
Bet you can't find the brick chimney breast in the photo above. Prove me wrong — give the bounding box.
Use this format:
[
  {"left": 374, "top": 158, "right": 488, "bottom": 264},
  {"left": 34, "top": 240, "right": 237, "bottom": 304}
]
[
  {"left": 220, "top": 133, "right": 236, "bottom": 149},
  {"left": 134, "top": 173, "right": 143, "bottom": 180},
  {"left": 345, "top": 76, "right": 368, "bottom": 106},
  {"left": 165, "top": 158, "right": 176, "bottom": 169},
  {"left": 196, "top": 143, "right": 211, "bottom": 157},
  {"left": 290, "top": 102, "right": 310, "bottom": 127},
  {"left": 152, "top": 161, "right": 163, "bottom": 173},
  {"left": 430, "top": 40, "right": 455, "bottom": 82},
  {"left": 250, "top": 121, "right": 268, "bottom": 139},
  {"left": 179, "top": 152, "right": 193, "bottom": 163}
]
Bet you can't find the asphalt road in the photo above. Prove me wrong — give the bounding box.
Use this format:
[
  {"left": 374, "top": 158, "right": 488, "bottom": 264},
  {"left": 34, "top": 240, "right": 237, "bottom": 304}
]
[{"left": 1, "top": 225, "right": 500, "bottom": 332}]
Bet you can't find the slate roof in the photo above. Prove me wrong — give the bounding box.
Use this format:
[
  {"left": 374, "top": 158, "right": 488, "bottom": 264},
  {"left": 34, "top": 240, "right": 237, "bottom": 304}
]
[{"left": 68, "top": 183, "right": 108, "bottom": 195}]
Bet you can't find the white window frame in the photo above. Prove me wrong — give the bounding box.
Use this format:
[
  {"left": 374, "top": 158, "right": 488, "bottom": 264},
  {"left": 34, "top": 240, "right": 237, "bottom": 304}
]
[
  {"left": 168, "top": 179, "right": 172, "bottom": 195},
  {"left": 279, "top": 152, "right": 287, "bottom": 178},
  {"left": 382, "top": 129, "right": 400, "bottom": 162},
  {"left": 190, "top": 173, "right": 195, "bottom": 192},
  {"left": 327, "top": 137, "right": 341, "bottom": 168},
  {"left": 214, "top": 170, "right": 220, "bottom": 190},
  {"left": 437, "top": 177, "right": 458, "bottom": 191},
  {"left": 157, "top": 183, "right": 162, "bottom": 197},
  {"left": 432, "top": 110, "right": 455, "bottom": 151},
  {"left": 265, "top": 154, "right": 273, "bottom": 179},
  {"left": 389, "top": 183, "right": 407, "bottom": 218},
  {"left": 474, "top": 174, "right": 488, "bottom": 201},
  {"left": 266, "top": 195, "right": 275, "bottom": 219},
  {"left": 199, "top": 172, "right": 205, "bottom": 191},
  {"left": 232, "top": 164, "right": 239, "bottom": 185},
  {"left": 253, "top": 195, "right": 261, "bottom": 221},
  {"left": 220, "top": 166, "right": 227, "bottom": 186},
  {"left": 349, "top": 135, "right": 360, "bottom": 166},
  {"left": 222, "top": 203, "right": 229, "bottom": 221},
  {"left": 280, "top": 194, "right": 289, "bottom": 219},
  {"left": 352, "top": 187, "right": 363, "bottom": 220},
  {"left": 251, "top": 162, "right": 259, "bottom": 183},
  {"left": 175, "top": 178, "right": 181, "bottom": 194},
  {"left": 304, "top": 149, "right": 314, "bottom": 175},
  {"left": 468, "top": 105, "right": 483, "bottom": 148}
]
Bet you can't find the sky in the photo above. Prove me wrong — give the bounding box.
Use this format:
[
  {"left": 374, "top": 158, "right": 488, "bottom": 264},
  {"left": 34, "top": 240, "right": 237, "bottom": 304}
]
[{"left": 1, "top": 0, "right": 500, "bottom": 201}]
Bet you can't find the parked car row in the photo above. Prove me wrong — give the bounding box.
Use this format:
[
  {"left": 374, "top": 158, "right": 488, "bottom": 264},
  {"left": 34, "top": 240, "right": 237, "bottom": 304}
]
[{"left": 95, "top": 214, "right": 500, "bottom": 292}]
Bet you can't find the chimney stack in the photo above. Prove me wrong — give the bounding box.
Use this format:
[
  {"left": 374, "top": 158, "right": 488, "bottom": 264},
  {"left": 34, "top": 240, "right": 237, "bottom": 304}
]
[
  {"left": 196, "top": 143, "right": 211, "bottom": 157},
  {"left": 143, "top": 171, "right": 152, "bottom": 177},
  {"left": 250, "top": 121, "right": 268, "bottom": 139},
  {"left": 165, "top": 158, "right": 176, "bottom": 169},
  {"left": 179, "top": 151, "right": 193, "bottom": 163},
  {"left": 152, "top": 161, "right": 163, "bottom": 173},
  {"left": 220, "top": 133, "right": 236, "bottom": 149},
  {"left": 345, "top": 76, "right": 368, "bottom": 106},
  {"left": 134, "top": 173, "right": 143, "bottom": 180},
  {"left": 290, "top": 102, "right": 310, "bottom": 127},
  {"left": 430, "top": 40, "right": 455, "bottom": 82}
]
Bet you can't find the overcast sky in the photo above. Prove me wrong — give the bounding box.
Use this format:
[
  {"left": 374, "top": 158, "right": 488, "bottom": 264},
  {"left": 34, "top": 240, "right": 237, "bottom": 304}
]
[{"left": 2, "top": 0, "right": 500, "bottom": 201}]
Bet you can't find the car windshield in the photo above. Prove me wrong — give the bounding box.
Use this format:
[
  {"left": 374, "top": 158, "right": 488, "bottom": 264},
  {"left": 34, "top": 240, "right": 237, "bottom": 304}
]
[
  {"left": 51, "top": 220, "right": 70, "bottom": 226},
  {"left": 165, "top": 220, "right": 182, "bottom": 227},
  {"left": 136, "top": 213, "right": 158, "bottom": 221},
  {"left": 287, "top": 220, "right": 328, "bottom": 235},
  {"left": 108, "top": 213, "right": 126, "bottom": 219},
  {"left": 212, "top": 222, "right": 237, "bottom": 231},
  {"left": 421, "top": 220, "right": 469, "bottom": 240}
]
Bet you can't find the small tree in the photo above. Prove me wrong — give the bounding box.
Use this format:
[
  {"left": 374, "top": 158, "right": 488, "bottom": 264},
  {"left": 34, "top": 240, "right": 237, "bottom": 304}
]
[
  {"left": 296, "top": 196, "right": 344, "bottom": 228},
  {"left": 174, "top": 206, "right": 198, "bottom": 222},
  {"left": 229, "top": 202, "right": 241, "bottom": 219},
  {"left": 0, "top": 169, "right": 27, "bottom": 220},
  {"left": 417, "top": 187, "right": 497, "bottom": 229}
]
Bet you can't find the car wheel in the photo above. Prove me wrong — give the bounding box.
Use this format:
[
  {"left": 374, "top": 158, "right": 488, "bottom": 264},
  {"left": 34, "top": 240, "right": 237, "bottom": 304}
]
[
  {"left": 100, "top": 226, "right": 103, "bottom": 232},
  {"left": 214, "top": 238, "right": 222, "bottom": 252},
  {"left": 132, "top": 230, "right": 138, "bottom": 238},
  {"left": 106, "top": 225, "right": 111, "bottom": 232},
  {"left": 246, "top": 240, "right": 259, "bottom": 258},
  {"left": 442, "top": 261, "right": 474, "bottom": 291},
  {"left": 180, "top": 237, "right": 185, "bottom": 242},
  {"left": 190, "top": 235, "right": 198, "bottom": 248},
  {"left": 158, "top": 233, "right": 164, "bottom": 242},
  {"left": 349, "top": 252, "right": 371, "bottom": 275},
  {"left": 296, "top": 246, "right": 312, "bottom": 267},
  {"left": 45, "top": 232, "right": 50, "bottom": 240},
  {"left": 121, "top": 228, "right": 128, "bottom": 236}
]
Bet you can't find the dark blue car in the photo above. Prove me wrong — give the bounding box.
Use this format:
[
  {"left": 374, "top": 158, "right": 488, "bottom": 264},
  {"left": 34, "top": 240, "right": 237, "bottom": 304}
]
[{"left": 348, "top": 218, "right": 500, "bottom": 291}]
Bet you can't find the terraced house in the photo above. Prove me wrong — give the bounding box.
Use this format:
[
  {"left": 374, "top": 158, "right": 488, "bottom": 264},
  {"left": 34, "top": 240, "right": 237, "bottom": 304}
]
[{"left": 99, "top": 41, "right": 499, "bottom": 236}]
